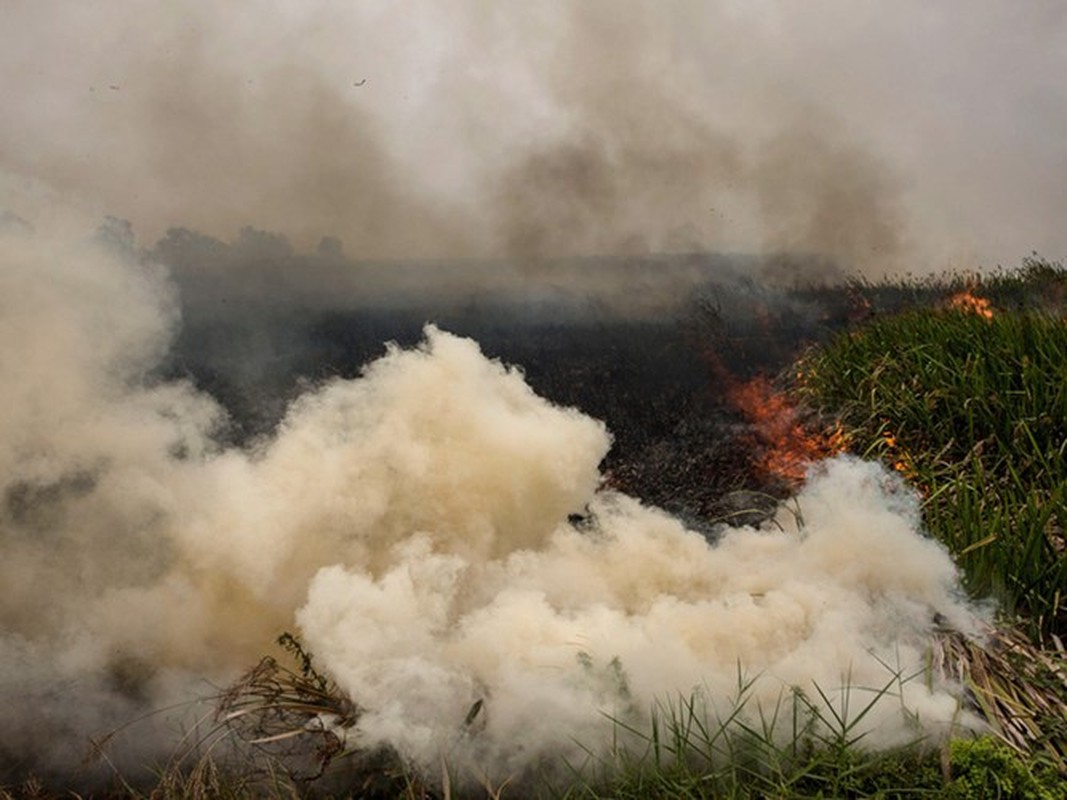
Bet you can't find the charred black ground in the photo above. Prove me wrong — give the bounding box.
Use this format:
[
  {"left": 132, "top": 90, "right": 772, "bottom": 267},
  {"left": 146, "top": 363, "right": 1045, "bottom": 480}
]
[{"left": 140, "top": 224, "right": 890, "bottom": 527}]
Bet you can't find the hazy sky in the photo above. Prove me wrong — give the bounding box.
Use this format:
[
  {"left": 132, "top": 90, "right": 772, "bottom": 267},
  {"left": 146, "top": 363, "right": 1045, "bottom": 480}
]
[{"left": 3, "top": 1, "right": 1066, "bottom": 273}]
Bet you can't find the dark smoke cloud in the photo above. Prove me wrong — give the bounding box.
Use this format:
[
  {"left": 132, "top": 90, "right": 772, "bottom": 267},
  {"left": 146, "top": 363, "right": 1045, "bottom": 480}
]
[
  {"left": 3, "top": 2, "right": 1066, "bottom": 273},
  {"left": 480, "top": 4, "right": 906, "bottom": 268}
]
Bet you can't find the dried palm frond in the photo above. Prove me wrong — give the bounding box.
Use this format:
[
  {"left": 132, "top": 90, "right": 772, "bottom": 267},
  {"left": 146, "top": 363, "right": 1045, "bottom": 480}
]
[
  {"left": 216, "top": 633, "right": 360, "bottom": 783},
  {"left": 932, "top": 622, "right": 1067, "bottom": 771}
]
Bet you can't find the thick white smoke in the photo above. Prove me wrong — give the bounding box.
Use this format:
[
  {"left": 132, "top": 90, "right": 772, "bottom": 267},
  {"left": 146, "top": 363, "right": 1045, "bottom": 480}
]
[
  {"left": 296, "top": 459, "right": 981, "bottom": 778},
  {"left": 0, "top": 228, "right": 983, "bottom": 785}
]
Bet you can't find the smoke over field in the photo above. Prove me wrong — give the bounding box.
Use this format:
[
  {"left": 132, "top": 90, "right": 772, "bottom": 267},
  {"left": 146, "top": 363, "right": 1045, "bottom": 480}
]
[
  {"left": 0, "top": 227, "right": 985, "bottom": 789},
  {"left": 3, "top": 1, "right": 1066, "bottom": 792}
]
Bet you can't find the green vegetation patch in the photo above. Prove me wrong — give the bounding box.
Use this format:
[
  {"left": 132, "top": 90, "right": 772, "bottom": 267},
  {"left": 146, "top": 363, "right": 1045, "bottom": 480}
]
[
  {"left": 794, "top": 263, "right": 1067, "bottom": 774},
  {"left": 797, "top": 307, "right": 1067, "bottom": 639}
]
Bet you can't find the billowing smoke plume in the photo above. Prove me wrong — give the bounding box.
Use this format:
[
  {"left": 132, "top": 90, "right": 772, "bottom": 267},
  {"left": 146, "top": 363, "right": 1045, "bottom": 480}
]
[
  {"left": 297, "top": 456, "right": 980, "bottom": 778},
  {"left": 4, "top": 2, "right": 1067, "bottom": 274},
  {"left": 1, "top": 227, "right": 984, "bottom": 787}
]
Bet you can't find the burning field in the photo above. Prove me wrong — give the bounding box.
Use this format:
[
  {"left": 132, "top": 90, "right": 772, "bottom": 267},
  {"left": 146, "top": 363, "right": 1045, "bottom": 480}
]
[
  {"left": 3, "top": 2, "right": 1067, "bottom": 797},
  {"left": 0, "top": 223, "right": 1064, "bottom": 797}
]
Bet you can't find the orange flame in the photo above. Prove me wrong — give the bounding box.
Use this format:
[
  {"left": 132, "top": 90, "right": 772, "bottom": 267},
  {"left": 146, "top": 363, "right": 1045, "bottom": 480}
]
[
  {"left": 948, "top": 289, "right": 994, "bottom": 319},
  {"left": 728, "top": 376, "right": 847, "bottom": 486},
  {"left": 879, "top": 427, "right": 919, "bottom": 482}
]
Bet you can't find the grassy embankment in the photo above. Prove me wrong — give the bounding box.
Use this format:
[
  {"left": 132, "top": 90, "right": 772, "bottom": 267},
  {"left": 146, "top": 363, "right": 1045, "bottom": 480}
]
[{"left": 797, "top": 297, "right": 1066, "bottom": 641}]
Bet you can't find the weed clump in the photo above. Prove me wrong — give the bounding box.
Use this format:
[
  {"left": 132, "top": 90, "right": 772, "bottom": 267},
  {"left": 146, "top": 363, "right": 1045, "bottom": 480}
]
[{"left": 945, "top": 736, "right": 1067, "bottom": 800}]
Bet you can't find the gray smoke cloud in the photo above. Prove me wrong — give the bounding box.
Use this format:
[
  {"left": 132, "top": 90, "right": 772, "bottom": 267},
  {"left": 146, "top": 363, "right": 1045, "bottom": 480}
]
[{"left": 3, "top": 1, "right": 1066, "bottom": 274}]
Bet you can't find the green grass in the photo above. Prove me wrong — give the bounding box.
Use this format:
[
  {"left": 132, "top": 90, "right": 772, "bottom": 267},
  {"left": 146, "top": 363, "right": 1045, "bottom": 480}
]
[
  {"left": 789, "top": 261, "right": 1067, "bottom": 778},
  {"left": 559, "top": 669, "right": 941, "bottom": 800},
  {"left": 796, "top": 305, "right": 1067, "bottom": 641},
  {"left": 830, "top": 254, "right": 1067, "bottom": 318},
  {"left": 548, "top": 659, "right": 1067, "bottom": 799}
]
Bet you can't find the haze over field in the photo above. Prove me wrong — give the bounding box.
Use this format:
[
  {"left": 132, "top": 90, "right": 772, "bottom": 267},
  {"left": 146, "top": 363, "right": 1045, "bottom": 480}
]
[{"left": 3, "top": 1, "right": 1067, "bottom": 273}]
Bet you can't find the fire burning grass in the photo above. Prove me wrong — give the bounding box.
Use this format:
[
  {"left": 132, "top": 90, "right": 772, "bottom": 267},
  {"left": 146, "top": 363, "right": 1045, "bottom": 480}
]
[
  {"left": 947, "top": 288, "right": 995, "bottom": 319},
  {"left": 157, "top": 263, "right": 1065, "bottom": 797},
  {"left": 4, "top": 260, "right": 1067, "bottom": 799},
  {"left": 796, "top": 300, "right": 1067, "bottom": 641},
  {"left": 793, "top": 268, "right": 1067, "bottom": 779},
  {"left": 727, "top": 375, "right": 848, "bottom": 488}
]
